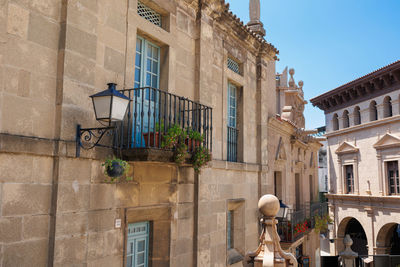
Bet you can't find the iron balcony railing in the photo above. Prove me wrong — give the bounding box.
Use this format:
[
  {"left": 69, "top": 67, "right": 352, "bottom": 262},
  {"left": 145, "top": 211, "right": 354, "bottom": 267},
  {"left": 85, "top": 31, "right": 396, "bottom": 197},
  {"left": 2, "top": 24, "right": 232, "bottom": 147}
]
[
  {"left": 277, "top": 201, "right": 328, "bottom": 243},
  {"left": 114, "top": 87, "right": 212, "bottom": 153},
  {"left": 227, "top": 126, "right": 238, "bottom": 162}
]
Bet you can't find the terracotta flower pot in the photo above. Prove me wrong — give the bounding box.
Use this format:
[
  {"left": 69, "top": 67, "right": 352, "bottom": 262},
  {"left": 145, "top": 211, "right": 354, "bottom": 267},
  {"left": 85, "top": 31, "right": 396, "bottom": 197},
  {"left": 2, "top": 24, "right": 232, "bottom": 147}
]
[
  {"left": 143, "top": 132, "right": 161, "bottom": 148},
  {"left": 185, "top": 138, "right": 201, "bottom": 151}
]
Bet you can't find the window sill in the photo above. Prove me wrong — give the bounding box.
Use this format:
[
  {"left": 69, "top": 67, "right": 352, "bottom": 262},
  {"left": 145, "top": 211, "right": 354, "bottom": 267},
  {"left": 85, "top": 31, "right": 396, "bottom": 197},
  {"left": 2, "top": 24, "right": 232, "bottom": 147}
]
[{"left": 227, "top": 248, "right": 244, "bottom": 265}]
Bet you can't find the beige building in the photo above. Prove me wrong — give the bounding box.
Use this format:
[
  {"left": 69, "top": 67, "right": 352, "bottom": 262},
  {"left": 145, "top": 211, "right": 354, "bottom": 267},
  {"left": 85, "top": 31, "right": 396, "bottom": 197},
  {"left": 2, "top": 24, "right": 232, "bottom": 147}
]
[
  {"left": 0, "top": 0, "right": 321, "bottom": 266},
  {"left": 311, "top": 60, "right": 400, "bottom": 263}
]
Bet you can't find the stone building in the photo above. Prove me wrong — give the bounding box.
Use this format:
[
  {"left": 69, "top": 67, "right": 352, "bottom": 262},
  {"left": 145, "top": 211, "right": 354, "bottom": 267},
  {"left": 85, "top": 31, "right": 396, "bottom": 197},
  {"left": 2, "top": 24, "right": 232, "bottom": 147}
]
[
  {"left": 311, "top": 60, "right": 400, "bottom": 263},
  {"left": 0, "top": 0, "right": 321, "bottom": 266}
]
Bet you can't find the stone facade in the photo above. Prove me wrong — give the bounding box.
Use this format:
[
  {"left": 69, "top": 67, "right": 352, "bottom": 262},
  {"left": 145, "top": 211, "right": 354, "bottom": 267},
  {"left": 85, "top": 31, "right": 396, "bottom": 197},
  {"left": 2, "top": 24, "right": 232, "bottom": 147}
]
[
  {"left": 311, "top": 61, "right": 400, "bottom": 261},
  {"left": 0, "top": 0, "right": 320, "bottom": 266}
]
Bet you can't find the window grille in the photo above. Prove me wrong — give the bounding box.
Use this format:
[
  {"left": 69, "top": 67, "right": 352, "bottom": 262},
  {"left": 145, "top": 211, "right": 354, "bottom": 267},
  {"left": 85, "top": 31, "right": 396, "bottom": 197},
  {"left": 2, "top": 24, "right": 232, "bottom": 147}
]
[
  {"left": 137, "top": 1, "right": 162, "bottom": 27},
  {"left": 227, "top": 57, "right": 242, "bottom": 75}
]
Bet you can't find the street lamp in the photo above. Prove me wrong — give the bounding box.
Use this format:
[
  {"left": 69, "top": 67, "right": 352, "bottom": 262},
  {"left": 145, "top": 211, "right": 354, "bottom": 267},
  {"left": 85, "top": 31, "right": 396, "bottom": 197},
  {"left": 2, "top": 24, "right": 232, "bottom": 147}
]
[
  {"left": 76, "top": 83, "right": 130, "bottom": 157},
  {"left": 276, "top": 200, "right": 289, "bottom": 220},
  {"left": 91, "top": 83, "right": 130, "bottom": 123}
]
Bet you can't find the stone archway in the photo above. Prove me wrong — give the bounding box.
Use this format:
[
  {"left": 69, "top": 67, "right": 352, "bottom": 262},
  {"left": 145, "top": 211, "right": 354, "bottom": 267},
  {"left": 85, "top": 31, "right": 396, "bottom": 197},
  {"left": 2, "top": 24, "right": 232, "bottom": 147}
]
[
  {"left": 337, "top": 217, "right": 368, "bottom": 255},
  {"left": 376, "top": 223, "right": 400, "bottom": 255}
]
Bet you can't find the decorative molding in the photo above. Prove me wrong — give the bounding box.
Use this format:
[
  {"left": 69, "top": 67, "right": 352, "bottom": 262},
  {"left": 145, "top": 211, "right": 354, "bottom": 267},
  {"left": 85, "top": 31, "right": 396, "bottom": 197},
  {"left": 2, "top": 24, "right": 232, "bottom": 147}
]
[
  {"left": 335, "top": 141, "right": 359, "bottom": 155},
  {"left": 373, "top": 133, "right": 400, "bottom": 150}
]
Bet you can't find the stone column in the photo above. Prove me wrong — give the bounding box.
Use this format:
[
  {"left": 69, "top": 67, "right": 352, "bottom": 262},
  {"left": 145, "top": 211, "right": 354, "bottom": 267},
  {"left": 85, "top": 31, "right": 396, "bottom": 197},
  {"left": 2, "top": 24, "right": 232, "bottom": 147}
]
[
  {"left": 348, "top": 114, "right": 355, "bottom": 127},
  {"left": 247, "top": 0, "right": 266, "bottom": 36},
  {"left": 337, "top": 158, "right": 343, "bottom": 194},
  {"left": 339, "top": 235, "right": 358, "bottom": 267},
  {"left": 360, "top": 108, "right": 370, "bottom": 124},
  {"left": 377, "top": 103, "right": 385, "bottom": 120},
  {"left": 377, "top": 153, "right": 384, "bottom": 196},
  {"left": 353, "top": 157, "right": 359, "bottom": 195},
  {"left": 392, "top": 99, "right": 400, "bottom": 116}
]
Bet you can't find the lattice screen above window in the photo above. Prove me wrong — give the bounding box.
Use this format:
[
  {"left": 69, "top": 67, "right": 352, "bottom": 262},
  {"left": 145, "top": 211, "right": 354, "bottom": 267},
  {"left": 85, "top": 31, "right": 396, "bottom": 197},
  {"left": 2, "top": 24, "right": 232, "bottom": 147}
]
[
  {"left": 137, "top": 1, "right": 162, "bottom": 27},
  {"left": 227, "top": 57, "right": 242, "bottom": 75}
]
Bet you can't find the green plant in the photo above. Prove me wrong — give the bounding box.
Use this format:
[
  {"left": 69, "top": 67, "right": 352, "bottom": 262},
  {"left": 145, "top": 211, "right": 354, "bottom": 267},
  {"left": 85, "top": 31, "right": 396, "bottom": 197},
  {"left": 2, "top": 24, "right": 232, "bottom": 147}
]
[
  {"left": 192, "top": 146, "right": 211, "bottom": 173},
  {"left": 187, "top": 128, "right": 203, "bottom": 142},
  {"left": 161, "top": 124, "right": 185, "bottom": 149},
  {"left": 102, "top": 157, "right": 132, "bottom": 183},
  {"left": 314, "top": 214, "right": 333, "bottom": 234},
  {"left": 155, "top": 119, "right": 165, "bottom": 132}
]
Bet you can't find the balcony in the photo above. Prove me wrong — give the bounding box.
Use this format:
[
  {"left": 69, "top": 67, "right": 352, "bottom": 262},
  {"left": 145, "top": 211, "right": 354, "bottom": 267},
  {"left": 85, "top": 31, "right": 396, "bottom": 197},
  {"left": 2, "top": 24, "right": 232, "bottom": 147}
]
[
  {"left": 277, "top": 202, "right": 328, "bottom": 244},
  {"left": 114, "top": 87, "right": 213, "bottom": 162}
]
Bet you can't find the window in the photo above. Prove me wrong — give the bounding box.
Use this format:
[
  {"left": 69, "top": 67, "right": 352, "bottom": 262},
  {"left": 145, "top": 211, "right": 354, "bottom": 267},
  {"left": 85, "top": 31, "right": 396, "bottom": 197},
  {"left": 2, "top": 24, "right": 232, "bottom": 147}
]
[
  {"left": 274, "top": 171, "right": 282, "bottom": 200},
  {"left": 227, "top": 83, "right": 238, "bottom": 162},
  {"left": 226, "top": 200, "right": 245, "bottom": 265},
  {"left": 227, "top": 210, "right": 234, "bottom": 249},
  {"left": 342, "top": 110, "right": 349, "bottom": 128},
  {"left": 227, "top": 57, "right": 242, "bottom": 75},
  {"left": 127, "top": 222, "right": 150, "bottom": 267},
  {"left": 135, "top": 36, "right": 160, "bottom": 90},
  {"left": 370, "top": 101, "right": 378, "bottom": 121},
  {"left": 345, "top": 165, "right": 354, "bottom": 194},
  {"left": 383, "top": 96, "right": 393, "bottom": 118},
  {"left": 353, "top": 106, "right": 361, "bottom": 125},
  {"left": 332, "top": 113, "right": 339, "bottom": 131},
  {"left": 137, "top": 1, "right": 162, "bottom": 27},
  {"left": 387, "top": 161, "right": 399, "bottom": 195}
]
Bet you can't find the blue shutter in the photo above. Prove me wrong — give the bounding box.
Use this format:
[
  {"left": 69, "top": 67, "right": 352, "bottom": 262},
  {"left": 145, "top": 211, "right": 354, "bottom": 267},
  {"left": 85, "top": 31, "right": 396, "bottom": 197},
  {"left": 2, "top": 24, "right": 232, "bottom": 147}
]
[{"left": 127, "top": 222, "right": 150, "bottom": 267}]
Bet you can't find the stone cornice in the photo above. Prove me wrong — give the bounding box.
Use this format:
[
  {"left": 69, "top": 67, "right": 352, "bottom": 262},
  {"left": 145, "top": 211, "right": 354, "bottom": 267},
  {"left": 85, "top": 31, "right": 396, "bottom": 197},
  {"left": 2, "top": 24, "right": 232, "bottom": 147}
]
[
  {"left": 327, "top": 193, "right": 400, "bottom": 205},
  {"left": 310, "top": 60, "right": 400, "bottom": 113}
]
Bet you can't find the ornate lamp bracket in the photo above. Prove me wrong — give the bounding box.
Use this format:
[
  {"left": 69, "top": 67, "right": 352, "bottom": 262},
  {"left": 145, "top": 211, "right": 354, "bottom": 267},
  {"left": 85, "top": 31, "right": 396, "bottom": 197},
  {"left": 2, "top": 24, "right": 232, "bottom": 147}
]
[{"left": 75, "top": 124, "right": 116, "bottom": 157}]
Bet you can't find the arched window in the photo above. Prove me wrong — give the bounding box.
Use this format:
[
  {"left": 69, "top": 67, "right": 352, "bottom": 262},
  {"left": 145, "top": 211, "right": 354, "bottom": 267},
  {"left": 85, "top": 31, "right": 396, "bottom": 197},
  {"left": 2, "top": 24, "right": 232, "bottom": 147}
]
[
  {"left": 353, "top": 106, "right": 361, "bottom": 125},
  {"left": 383, "top": 96, "right": 392, "bottom": 118},
  {"left": 369, "top": 101, "right": 378, "bottom": 121},
  {"left": 332, "top": 113, "right": 339, "bottom": 131},
  {"left": 342, "top": 110, "right": 349, "bottom": 128}
]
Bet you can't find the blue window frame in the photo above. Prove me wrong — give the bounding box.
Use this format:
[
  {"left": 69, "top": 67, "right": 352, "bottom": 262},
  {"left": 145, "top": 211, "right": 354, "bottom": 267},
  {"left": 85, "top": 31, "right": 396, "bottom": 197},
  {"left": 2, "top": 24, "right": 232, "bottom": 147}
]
[
  {"left": 126, "top": 222, "right": 150, "bottom": 267},
  {"left": 227, "top": 83, "right": 238, "bottom": 162},
  {"left": 227, "top": 210, "right": 234, "bottom": 249}
]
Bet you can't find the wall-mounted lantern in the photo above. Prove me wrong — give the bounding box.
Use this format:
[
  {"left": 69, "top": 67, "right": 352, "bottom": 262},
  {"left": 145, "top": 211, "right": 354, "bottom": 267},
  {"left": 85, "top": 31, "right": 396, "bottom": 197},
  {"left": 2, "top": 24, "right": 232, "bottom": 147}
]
[
  {"left": 277, "top": 200, "right": 289, "bottom": 220},
  {"left": 76, "top": 83, "right": 130, "bottom": 157}
]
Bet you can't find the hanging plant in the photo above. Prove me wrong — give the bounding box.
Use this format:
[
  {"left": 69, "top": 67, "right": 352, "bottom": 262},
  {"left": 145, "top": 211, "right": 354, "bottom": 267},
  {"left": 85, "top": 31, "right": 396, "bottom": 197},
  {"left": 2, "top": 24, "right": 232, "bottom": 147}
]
[
  {"left": 192, "top": 146, "right": 212, "bottom": 173},
  {"left": 102, "top": 157, "right": 132, "bottom": 183},
  {"left": 314, "top": 214, "right": 333, "bottom": 234}
]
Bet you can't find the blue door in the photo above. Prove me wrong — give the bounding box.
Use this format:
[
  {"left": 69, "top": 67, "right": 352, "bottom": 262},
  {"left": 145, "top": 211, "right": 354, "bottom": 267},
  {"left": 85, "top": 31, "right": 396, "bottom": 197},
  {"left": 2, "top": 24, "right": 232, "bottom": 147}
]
[
  {"left": 133, "top": 36, "right": 160, "bottom": 147},
  {"left": 126, "top": 222, "right": 150, "bottom": 267}
]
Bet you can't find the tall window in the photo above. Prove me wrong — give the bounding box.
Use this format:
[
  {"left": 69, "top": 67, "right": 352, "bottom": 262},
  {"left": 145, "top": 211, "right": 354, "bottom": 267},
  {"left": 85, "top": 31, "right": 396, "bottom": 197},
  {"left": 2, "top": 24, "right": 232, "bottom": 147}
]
[
  {"left": 127, "top": 222, "right": 150, "bottom": 267},
  {"left": 274, "top": 171, "right": 282, "bottom": 200},
  {"left": 387, "top": 161, "right": 399, "bottom": 195},
  {"left": 227, "top": 210, "right": 234, "bottom": 249},
  {"left": 135, "top": 36, "right": 160, "bottom": 90},
  {"left": 370, "top": 101, "right": 378, "bottom": 121},
  {"left": 383, "top": 96, "right": 393, "bottom": 118},
  {"left": 353, "top": 106, "right": 361, "bottom": 125},
  {"left": 342, "top": 110, "right": 349, "bottom": 128},
  {"left": 332, "top": 113, "right": 339, "bottom": 131},
  {"left": 227, "top": 83, "right": 238, "bottom": 162},
  {"left": 345, "top": 165, "right": 354, "bottom": 194}
]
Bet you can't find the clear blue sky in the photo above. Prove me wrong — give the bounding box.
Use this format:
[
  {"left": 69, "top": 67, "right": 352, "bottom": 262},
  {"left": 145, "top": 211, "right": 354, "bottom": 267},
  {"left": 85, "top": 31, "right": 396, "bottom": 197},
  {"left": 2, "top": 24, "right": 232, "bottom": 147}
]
[{"left": 226, "top": 0, "right": 400, "bottom": 129}]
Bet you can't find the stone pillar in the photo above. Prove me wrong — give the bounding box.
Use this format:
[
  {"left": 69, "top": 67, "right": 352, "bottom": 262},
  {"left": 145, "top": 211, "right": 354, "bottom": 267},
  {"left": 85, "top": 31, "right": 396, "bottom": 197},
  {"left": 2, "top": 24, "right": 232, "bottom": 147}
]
[
  {"left": 392, "top": 99, "right": 400, "bottom": 116},
  {"left": 377, "top": 153, "right": 384, "bottom": 196},
  {"left": 337, "top": 158, "right": 343, "bottom": 194},
  {"left": 360, "top": 108, "right": 370, "bottom": 124},
  {"left": 353, "top": 157, "right": 359, "bottom": 195},
  {"left": 339, "top": 235, "right": 358, "bottom": 267},
  {"left": 244, "top": 195, "right": 297, "bottom": 267},
  {"left": 377, "top": 103, "right": 385, "bottom": 120},
  {"left": 247, "top": 0, "right": 266, "bottom": 37},
  {"left": 348, "top": 114, "right": 355, "bottom": 127}
]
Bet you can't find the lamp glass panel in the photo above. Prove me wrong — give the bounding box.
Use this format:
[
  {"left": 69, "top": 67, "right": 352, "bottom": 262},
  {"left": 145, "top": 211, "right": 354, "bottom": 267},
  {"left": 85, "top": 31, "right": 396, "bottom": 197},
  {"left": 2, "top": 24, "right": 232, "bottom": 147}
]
[
  {"left": 93, "top": 95, "right": 112, "bottom": 121},
  {"left": 111, "top": 96, "right": 130, "bottom": 121},
  {"left": 277, "top": 208, "right": 284, "bottom": 218}
]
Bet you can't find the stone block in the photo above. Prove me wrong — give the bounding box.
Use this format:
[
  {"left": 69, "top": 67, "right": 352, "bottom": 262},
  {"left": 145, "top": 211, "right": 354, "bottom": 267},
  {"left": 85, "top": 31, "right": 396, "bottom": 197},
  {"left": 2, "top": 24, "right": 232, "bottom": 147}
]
[
  {"left": 198, "top": 249, "right": 211, "bottom": 267},
  {"left": 98, "top": 25, "right": 125, "bottom": 52},
  {"left": 7, "top": 3, "right": 29, "bottom": 38},
  {"left": 31, "top": 101, "right": 56, "bottom": 138},
  {"left": 172, "top": 238, "right": 192, "bottom": 256},
  {"left": 177, "top": 218, "right": 193, "bottom": 240},
  {"left": 59, "top": 157, "right": 92, "bottom": 183},
  {"left": 177, "top": 184, "right": 194, "bottom": 203},
  {"left": 177, "top": 203, "right": 193, "bottom": 220},
  {"left": 139, "top": 183, "right": 175, "bottom": 206},
  {"left": 3, "top": 239, "right": 48, "bottom": 267},
  {"left": 1, "top": 93, "right": 33, "bottom": 135},
  {"left": 57, "top": 183, "right": 89, "bottom": 212},
  {"left": 0, "top": 217, "right": 22, "bottom": 242},
  {"left": 89, "top": 184, "right": 115, "bottom": 210},
  {"left": 0, "top": 153, "right": 33, "bottom": 183},
  {"left": 67, "top": 4, "right": 97, "bottom": 34},
  {"left": 88, "top": 209, "right": 116, "bottom": 232},
  {"left": 17, "top": 69, "right": 31, "bottom": 97},
  {"left": 32, "top": 156, "right": 54, "bottom": 184},
  {"left": 74, "top": 0, "right": 98, "bottom": 12},
  {"left": 115, "top": 183, "right": 139, "bottom": 207},
  {"left": 28, "top": 12, "right": 59, "bottom": 50},
  {"left": 105, "top": 10, "right": 126, "bottom": 33},
  {"left": 64, "top": 51, "right": 96, "bottom": 85},
  {"left": 87, "top": 230, "right": 121, "bottom": 260},
  {"left": 104, "top": 46, "right": 125, "bottom": 74},
  {"left": 66, "top": 25, "right": 97, "bottom": 59},
  {"left": 2, "top": 184, "right": 51, "bottom": 216},
  {"left": 134, "top": 163, "right": 175, "bottom": 184},
  {"left": 30, "top": 73, "right": 57, "bottom": 103},
  {"left": 55, "top": 212, "right": 87, "bottom": 236},
  {"left": 88, "top": 255, "right": 122, "bottom": 267},
  {"left": 54, "top": 236, "right": 87, "bottom": 264},
  {"left": 197, "top": 234, "right": 211, "bottom": 251},
  {"left": 23, "top": 215, "right": 49, "bottom": 240}
]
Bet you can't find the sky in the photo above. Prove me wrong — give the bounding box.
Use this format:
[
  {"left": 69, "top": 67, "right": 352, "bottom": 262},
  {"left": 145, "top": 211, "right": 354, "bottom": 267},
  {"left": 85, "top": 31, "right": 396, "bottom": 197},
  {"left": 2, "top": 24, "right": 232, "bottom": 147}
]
[{"left": 225, "top": 0, "right": 400, "bottom": 129}]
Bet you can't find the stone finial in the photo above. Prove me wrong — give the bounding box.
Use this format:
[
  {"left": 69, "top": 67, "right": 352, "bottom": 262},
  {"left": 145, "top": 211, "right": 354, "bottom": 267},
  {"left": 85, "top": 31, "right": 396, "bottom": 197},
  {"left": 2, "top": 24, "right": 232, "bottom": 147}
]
[
  {"left": 339, "top": 234, "right": 358, "bottom": 267},
  {"left": 244, "top": 195, "right": 297, "bottom": 267},
  {"left": 288, "top": 68, "right": 295, "bottom": 88},
  {"left": 247, "top": 0, "right": 266, "bottom": 37},
  {"left": 298, "top": 80, "right": 304, "bottom": 88}
]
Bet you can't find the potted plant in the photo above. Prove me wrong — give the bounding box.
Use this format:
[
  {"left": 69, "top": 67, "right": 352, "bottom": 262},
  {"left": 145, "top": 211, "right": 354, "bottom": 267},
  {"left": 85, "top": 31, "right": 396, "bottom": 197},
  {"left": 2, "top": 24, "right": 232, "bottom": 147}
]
[
  {"left": 314, "top": 214, "right": 333, "bottom": 234},
  {"left": 186, "top": 128, "right": 203, "bottom": 151},
  {"left": 143, "top": 119, "right": 165, "bottom": 147},
  {"left": 102, "top": 157, "right": 132, "bottom": 183},
  {"left": 192, "top": 146, "right": 212, "bottom": 172}
]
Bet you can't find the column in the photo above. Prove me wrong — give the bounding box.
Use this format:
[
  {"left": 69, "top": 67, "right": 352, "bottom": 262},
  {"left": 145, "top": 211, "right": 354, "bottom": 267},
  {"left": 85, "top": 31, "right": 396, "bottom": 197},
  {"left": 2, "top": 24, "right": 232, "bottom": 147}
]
[
  {"left": 377, "top": 103, "right": 385, "bottom": 120},
  {"left": 392, "top": 99, "right": 400, "bottom": 116},
  {"left": 377, "top": 153, "right": 384, "bottom": 196},
  {"left": 360, "top": 108, "right": 370, "bottom": 124},
  {"left": 338, "top": 158, "right": 343, "bottom": 194},
  {"left": 353, "top": 157, "right": 359, "bottom": 195}
]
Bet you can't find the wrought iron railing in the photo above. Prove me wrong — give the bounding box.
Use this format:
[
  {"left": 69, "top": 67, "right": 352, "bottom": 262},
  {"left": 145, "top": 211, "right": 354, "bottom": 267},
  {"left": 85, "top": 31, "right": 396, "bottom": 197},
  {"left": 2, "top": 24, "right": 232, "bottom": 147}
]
[
  {"left": 227, "top": 126, "right": 238, "bottom": 162},
  {"left": 277, "top": 201, "right": 328, "bottom": 243},
  {"left": 114, "top": 87, "right": 212, "bottom": 152}
]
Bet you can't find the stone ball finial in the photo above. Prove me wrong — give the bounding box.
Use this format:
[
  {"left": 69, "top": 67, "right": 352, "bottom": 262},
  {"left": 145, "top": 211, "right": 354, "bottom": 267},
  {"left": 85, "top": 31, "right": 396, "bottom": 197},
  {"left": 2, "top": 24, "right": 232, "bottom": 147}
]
[
  {"left": 344, "top": 234, "right": 353, "bottom": 247},
  {"left": 289, "top": 68, "right": 295, "bottom": 76},
  {"left": 258, "top": 194, "right": 280, "bottom": 217},
  {"left": 298, "top": 80, "right": 304, "bottom": 87}
]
